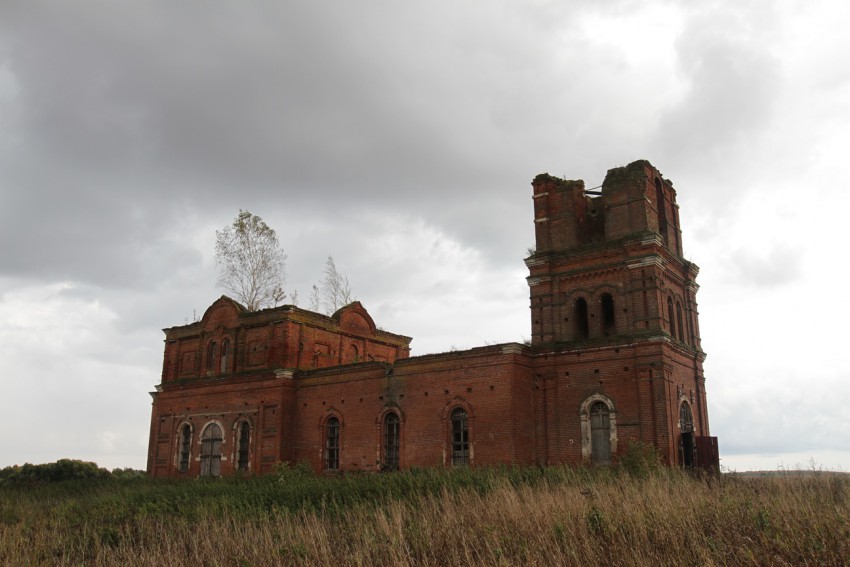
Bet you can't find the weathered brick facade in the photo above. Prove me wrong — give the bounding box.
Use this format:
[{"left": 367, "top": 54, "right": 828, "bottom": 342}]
[{"left": 147, "top": 159, "right": 717, "bottom": 477}]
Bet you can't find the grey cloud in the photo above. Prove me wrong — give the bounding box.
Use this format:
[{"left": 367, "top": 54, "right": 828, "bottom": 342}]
[
  {"left": 714, "top": 373, "right": 850, "bottom": 455},
  {"left": 651, "top": 4, "right": 782, "bottom": 199},
  {"left": 723, "top": 243, "right": 803, "bottom": 288},
  {"left": 2, "top": 0, "right": 850, "bottom": 471},
  {"left": 1, "top": 2, "right": 546, "bottom": 196},
  {"left": 0, "top": 179, "right": 205, "bottom": 289},
  {"left": 0, "top": 1, "right": 604, "bottom": 292}
]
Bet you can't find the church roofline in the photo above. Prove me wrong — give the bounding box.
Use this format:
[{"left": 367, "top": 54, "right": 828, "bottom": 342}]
[{"left": 162, "top": 295, "right": 412, "bottom": 344}]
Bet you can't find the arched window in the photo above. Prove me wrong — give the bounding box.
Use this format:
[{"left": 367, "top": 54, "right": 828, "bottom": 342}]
[
  {"left": 383, "top": 412, "right": 400, "bottom": 471},
  {"left": 206, "top": 341, "right": 217, "bottom": 373},
  {"left": 348, "top": 344, "right": 359, "bottom": 363},
  {"left": 589, "top": 402, "right": 612, "bottom": 465},
  {"left": 220, "top": 338, "right": 230, "bottom": 374},
  {"left": 600, "top": 293, "right": 615, "bottom": 336},
  {"left": 667, "top": 297, "right": 675, "bottom": 338},
  {"left": 236, "top": 421, "right": 250, "bottom": 471},
  {"left": 450, "top": 408, "right": 469, "bottom": 467},
  {"left": 200, "top": 423, "right": 223, "bottom": 477},
  {"left": 177, "top": 424, "right": 192, "bottom": 472},
  {"left": 675, "top": 302, "right": 685, "bottom": 343},
  {"left": 574, "top": 298, "right": 590, "bottom": 339},
  {"left": 325, "top": 417, "right": 340, "bottom": 471}
]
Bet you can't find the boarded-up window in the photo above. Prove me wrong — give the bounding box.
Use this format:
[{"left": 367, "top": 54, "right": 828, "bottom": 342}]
[
  {"left": 383, "top": 413, "right": 400, "bottom": 471},
  {"left": 200, "top": 423, "right": 223, "bottom": 477},
  {"left": 590, "top": 402, "right": 611, "bottom": 465},
  {"left": 450, "top": 408, "right": 469, "bottom": 467}
]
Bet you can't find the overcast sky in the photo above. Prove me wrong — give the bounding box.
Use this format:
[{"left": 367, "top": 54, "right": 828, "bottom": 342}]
[{"left": 2, "top": 0, "right": 848, "bottom": 473}]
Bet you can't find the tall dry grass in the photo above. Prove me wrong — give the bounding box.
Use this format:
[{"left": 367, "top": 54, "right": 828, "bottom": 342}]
[{"left": 1, "top": 467, "right": 847, "bottom": 566}]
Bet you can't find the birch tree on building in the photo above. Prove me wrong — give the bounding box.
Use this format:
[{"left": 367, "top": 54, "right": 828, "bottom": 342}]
[{"left": 215, "top": 210, "right": 286, "bottom": 311}]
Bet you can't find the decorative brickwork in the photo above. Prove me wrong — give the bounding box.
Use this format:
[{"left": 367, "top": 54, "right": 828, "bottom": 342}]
[{"left": 147, "top": 159, "right": 717, "bottom": 477}]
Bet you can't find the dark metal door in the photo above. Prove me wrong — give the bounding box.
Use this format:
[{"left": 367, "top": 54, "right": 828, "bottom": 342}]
[{"left": 695, "top": 436, "right": 720, "bottom": 471}]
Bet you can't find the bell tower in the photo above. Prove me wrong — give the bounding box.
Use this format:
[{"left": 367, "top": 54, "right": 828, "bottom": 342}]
[
  {"left": 525, "top": 160, "right": 714, "bottom": 469},
  {"left": 526, "top": 159, "right": 701, "bottom": 350}
]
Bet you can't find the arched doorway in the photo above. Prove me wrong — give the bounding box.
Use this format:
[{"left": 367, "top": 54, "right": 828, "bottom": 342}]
[
  {"left": 679, "top": 402, "right": 695, "bottom": 467},
  {"left": 590, "top": 401, "right": 611, "bottom": 465}
]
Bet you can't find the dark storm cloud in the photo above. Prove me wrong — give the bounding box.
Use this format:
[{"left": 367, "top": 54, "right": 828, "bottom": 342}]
[
  {"left": 0, "top": 1, "right": 552, "bottom": 193},
  {"left": 0, "top": 0, "right": 813, "bottom": 322},
  {"left": 1, "top": 0, "right": 616, "bottom": 293},
  {"left": 0, "top": 172, "right": 205, "bottom": 289}
]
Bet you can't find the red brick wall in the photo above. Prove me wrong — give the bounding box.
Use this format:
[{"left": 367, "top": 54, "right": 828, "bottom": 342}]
[
  {"left": 148, "top": 159, "right": 713, "bottom": 478},
  {"left": 287, "top": 347, "right": 537, "bottom": 472},
  {"left": 147, "top": 372, "right": 296, "bottom": 477},
  {"left": 159, "top": 300, "right": 411, "bottom": 382}
]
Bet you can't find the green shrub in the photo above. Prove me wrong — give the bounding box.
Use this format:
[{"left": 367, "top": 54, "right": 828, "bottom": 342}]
[
  {"left": 110, "top": 467, "right": 147, "bottom": 480},
  {"left": 618, "top": 442, "right": 662, "bottom": 478},
  {"left": 0, "top": 459, "right": 110, "bottom": 484}
]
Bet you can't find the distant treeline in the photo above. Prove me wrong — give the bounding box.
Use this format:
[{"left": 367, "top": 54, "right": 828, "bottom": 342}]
[{"left": 0, "top": 459, "right": 145, "bottom": 484}]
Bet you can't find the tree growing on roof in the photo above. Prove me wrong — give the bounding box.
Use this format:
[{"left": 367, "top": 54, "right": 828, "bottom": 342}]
[
  {"left": 215, "top": 210, "right": 287, "bottom": 311},
  {"left": 321, "top": 255, "right": 353, "bottom": 314}
]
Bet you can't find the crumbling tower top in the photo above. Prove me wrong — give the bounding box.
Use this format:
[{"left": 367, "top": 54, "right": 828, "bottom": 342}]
[{"left": 532, "top": 159, "right": 683, "bottom": 257}]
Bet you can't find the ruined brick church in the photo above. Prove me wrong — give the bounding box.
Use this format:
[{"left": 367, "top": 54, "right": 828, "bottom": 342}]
[{"left": 147, "top": 159, "right": 718, "bottom": 477}]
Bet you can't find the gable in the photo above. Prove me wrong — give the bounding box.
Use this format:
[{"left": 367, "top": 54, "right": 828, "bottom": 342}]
[
  {"left": 200, "top": 296, "right": 244, "bottom": 332},
  {"left": 335, "top": 302, "right": 376, "bottom": 336}
]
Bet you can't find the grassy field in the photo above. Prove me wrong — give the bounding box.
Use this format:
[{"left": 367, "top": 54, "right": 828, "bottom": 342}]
[{"left": 1, "top": 461, "right": 847, "bottom": 566}]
